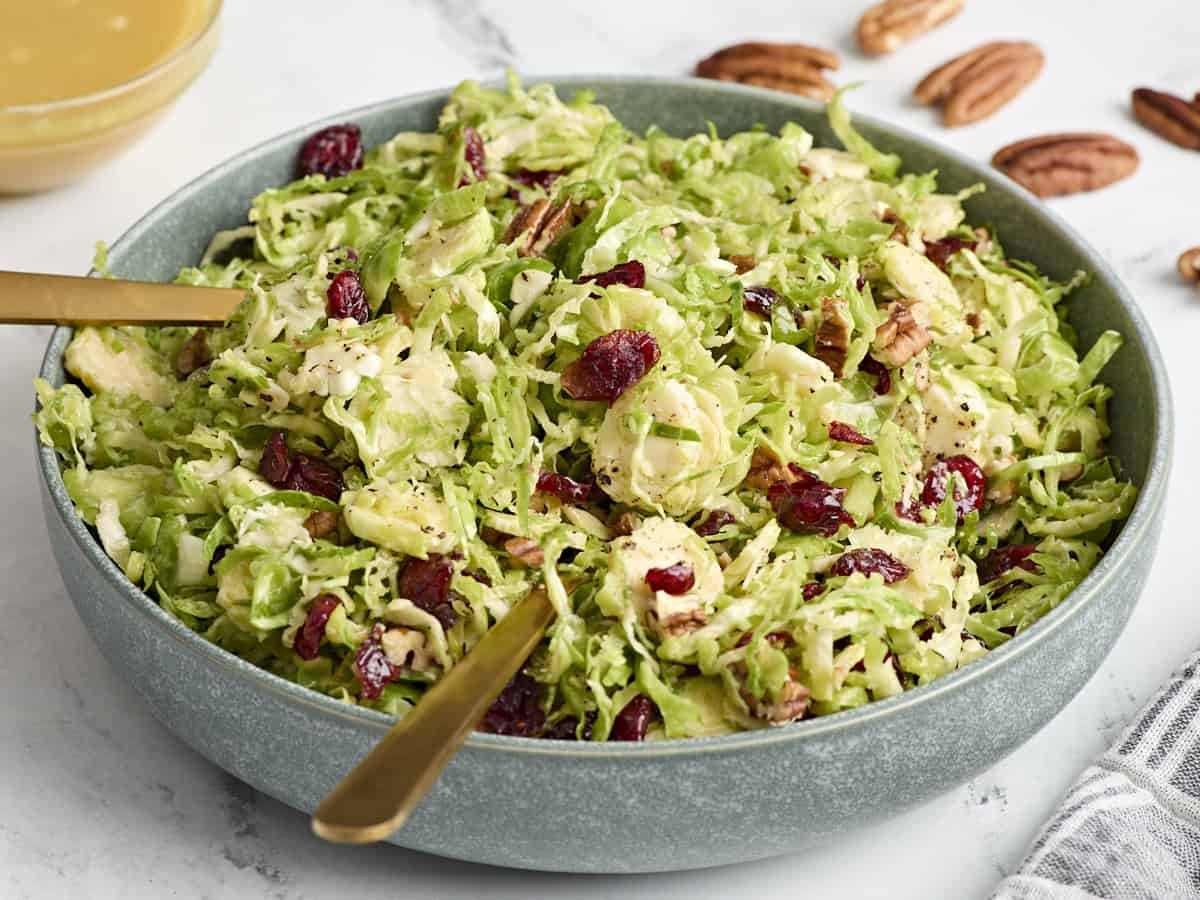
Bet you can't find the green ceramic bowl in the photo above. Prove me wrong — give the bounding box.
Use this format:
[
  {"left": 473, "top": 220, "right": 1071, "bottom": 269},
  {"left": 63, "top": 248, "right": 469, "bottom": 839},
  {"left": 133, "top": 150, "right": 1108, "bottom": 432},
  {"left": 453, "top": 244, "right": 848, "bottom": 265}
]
[{"left": 36, "top": 77, "right": 1171, "bottom": 873}]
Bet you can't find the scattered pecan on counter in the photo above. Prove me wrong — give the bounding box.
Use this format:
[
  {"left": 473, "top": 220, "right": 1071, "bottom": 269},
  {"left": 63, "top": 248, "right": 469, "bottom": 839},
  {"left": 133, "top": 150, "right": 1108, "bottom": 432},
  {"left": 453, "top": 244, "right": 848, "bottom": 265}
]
[
  {"left": 914, "top": 41, "right": 1044, "bottom": 126},
  {"left": 856, "top": 0, "right": 964, "bottom": 56},
  {"left": 695, "top": 42, "right": 840, "bottom": 100},
  {"left": 1178, "top": 247, "right": 1200, "bottom": 284},
  {"left": 992, "top": 133, "right": 1139, "bottom": 197},
  {"left": 1131, "top": 87, "right": 1200, "bottom": 151}
]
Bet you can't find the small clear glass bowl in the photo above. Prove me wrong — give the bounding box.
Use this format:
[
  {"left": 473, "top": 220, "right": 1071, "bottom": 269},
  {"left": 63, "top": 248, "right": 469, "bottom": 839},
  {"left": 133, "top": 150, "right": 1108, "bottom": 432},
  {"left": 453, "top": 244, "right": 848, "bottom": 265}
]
[{"left": 0, "top": 0, "right": 222, "bottom": 195}]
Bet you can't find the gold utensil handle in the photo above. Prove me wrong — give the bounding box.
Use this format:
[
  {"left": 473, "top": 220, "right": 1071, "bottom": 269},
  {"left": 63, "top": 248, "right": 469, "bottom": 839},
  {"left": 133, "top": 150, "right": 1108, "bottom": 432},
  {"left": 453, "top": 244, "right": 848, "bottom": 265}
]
[
  {"left": 0, "top": 270, "right": 243, "bottom": 325},
  {"left": 311, "top": 586, "right": 557, "bottom": 844}
]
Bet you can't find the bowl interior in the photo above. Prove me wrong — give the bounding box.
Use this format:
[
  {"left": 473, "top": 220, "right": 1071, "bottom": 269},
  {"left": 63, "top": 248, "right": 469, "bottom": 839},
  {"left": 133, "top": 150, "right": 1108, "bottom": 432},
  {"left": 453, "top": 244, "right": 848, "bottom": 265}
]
[{"left": 36, "top": 76, "right": 1171, "bottom": 750}]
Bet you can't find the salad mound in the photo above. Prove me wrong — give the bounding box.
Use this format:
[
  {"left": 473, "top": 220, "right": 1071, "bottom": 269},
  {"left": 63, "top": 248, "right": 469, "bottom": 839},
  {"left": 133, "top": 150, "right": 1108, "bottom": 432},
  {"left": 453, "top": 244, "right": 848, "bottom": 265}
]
[{"left": 36, "top": 77, "right": 1136, "bottom": 741}]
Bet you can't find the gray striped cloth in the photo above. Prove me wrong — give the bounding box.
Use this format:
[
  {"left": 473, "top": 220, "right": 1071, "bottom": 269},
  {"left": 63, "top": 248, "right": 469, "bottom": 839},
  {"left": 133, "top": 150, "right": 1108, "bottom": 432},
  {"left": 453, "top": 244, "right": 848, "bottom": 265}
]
[{"left": 992, "top": 653, "right": 1200, "bottom": 900}]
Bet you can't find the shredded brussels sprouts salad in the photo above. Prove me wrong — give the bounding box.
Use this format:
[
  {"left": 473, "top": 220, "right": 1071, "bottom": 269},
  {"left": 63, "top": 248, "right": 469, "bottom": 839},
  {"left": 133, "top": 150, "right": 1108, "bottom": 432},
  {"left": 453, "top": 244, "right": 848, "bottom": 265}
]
[{"left": 36, "top": 76, "right": 1137, "bottom": 741}]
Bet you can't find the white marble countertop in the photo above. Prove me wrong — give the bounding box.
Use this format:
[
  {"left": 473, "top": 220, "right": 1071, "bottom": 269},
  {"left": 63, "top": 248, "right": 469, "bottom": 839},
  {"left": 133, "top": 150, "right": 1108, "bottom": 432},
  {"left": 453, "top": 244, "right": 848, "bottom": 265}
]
[{"left": 2, "top": 1, "right": 1197, "bottom": 897}]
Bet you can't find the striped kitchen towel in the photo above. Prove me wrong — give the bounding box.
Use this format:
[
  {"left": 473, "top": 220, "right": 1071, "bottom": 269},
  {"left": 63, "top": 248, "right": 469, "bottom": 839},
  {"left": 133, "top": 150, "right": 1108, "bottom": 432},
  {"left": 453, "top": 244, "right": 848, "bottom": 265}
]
[{"left": 993, "top": 653, "right": 1200, "bottom": 900}]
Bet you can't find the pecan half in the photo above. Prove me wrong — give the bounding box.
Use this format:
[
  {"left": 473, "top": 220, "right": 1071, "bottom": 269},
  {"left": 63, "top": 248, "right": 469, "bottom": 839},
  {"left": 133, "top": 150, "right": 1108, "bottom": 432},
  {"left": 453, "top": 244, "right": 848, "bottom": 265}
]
[
  {"left": 814, "top": 297, "right": 852, "bottom": 377},
  {"left": 659, "top": 609, "right": 709, "bottom": 638},
  {"left": 873, "top": 301, "right": 931, "bottom": 367},
  {"left": 696, "top": 42, "right": 840, "bottom": 101},
  {"left": 303, "top": 510, "right": 339, "bottom": 539},
  {"left": 503, "top": 199, "right": 573, "bottom": 257},
  {"left": 1178, "top": 246, "right": 1200, "bottom": 283},
  {"left": 1132, "top": 87, "right": 1200, "bottom": 151},
  {"left": 503, "top": 536, "right": 545, "bottom": 568},
  {"left": 175, "top": 330, "right": 212, "bottom": 380},
  {"left": 857, "top": 0, "right": 964, "bottom": 56},
  {"left": 992, "top": 133, "right": 1139, "bottom": 198},
  {"left": 915, "top": 41, "right": 1044, "bottom": 126}
]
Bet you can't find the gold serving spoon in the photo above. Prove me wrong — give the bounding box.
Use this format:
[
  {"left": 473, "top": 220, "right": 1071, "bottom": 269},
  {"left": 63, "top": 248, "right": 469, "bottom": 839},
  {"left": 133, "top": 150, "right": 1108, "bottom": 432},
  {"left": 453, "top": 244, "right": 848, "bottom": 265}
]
[
  {"left": 311, "top": 586, "right": 556, "bottom": 844},
  {"left": 8, "top": 267, "right": 557, "bottom": 843},
  {"left": 0, "top": 270, "right": 242, "bottom": 324}
]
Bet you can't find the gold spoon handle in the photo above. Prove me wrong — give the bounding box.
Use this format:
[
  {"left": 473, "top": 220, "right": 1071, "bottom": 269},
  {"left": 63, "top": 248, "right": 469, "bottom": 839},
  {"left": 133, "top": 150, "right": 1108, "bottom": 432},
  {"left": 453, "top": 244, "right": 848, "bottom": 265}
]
[
  {"left": 311, "top": 586, "right": 556, "bottom": 844},
  {"left": 0, "top": 270, "right": 243, "bottom": 325}
]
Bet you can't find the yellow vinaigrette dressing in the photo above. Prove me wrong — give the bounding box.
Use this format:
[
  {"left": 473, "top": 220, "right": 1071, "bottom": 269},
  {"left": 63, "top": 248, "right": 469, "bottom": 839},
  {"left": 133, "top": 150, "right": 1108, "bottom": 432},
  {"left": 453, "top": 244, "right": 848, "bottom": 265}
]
[
  {"left": 1, "top": 0, "right": 206, "bottom": 106},
  {"left": 0, "top": 0, "right": 218, "bottom": 193}
]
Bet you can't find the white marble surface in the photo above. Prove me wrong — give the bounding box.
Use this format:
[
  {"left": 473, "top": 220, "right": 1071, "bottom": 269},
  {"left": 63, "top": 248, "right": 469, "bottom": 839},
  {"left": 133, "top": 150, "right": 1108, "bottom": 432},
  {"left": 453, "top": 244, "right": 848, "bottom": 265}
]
[{"left": 1, "top": 1, "right": 1197, "bottom": 897}]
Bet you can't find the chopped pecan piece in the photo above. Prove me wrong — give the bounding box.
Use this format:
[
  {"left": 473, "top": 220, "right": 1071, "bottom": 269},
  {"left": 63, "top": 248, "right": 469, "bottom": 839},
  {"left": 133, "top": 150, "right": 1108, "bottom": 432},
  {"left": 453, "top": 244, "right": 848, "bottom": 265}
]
[
  {"left": 503, "top": 199, "right": 572, "bottom": 257},
  {"left": 744, "top": 446, "right": 805, "bottom": 492},
  {"left": 728, "top": 254, "right": 756, "bottom": 274},
  {"left": 696, "top": 42, "right": 840, "bottom": 101},
  {"left": 744, "top": 668, "right": 811, "bottom": 724},
  {"left": 873, "top": 301, "right": 931, "bottom": 367},
  {"left": 1178, "top": 246, "right": 1200, "bottom": 283},
  {"left": 857, "top": 0, "right": 964, "bottom": 56},
  {"left": 503, "top": 536, "right": 545, "bottom": 568},
  {"left": 971, "top": 226, "right": 994, "bottom": 258},
  {"left": 1132, "top": 88, "right": 1200, "bottom": 151},
  {"left": 609, "top": 510, "right": 642, "bottom": 538},
  {"left": 175, "top": 330, "right": 211, "bottom": 379},
  {"left": 992, "top": 133, "right": 1139, "bottom": 198},
  {"left": 915, "top": 41, "right": 1045, "bottom": 127},
  {"left": 814, "top": 297, "right": 852, "bottom": 377},
  {"left": 303, "top": 510, "right": 339, "bottom": 539},
  {"left": 881, "top": 208, "right": 908, "bottom": 244},
  {"left": 658, "top": 609, "right": 709, "bottom": 638}
]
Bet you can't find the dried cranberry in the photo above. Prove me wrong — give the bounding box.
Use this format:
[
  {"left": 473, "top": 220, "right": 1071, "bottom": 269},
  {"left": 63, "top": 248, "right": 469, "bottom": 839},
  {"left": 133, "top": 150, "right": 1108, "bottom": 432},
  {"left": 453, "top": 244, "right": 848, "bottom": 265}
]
[
  {"left": 856, "top": 275, "right": 867, "bottom": 292},
  {"left": 535, "top": 471, "right": 593, "bottom": 505},
  {"left": 544, "top": 711, "right": 596, "bottom": 741},
  {"left": 428, "top": 599, "right": 459, "bottom": 631},
  {"left": 925, "top": 236, "right": 974, "bottom": 270},
  {"left": 894, "top": 498, "right": 924, "bottom": 522},
  {"left": 326, "top": 270, "right": 369, "bottom": 324},
  {"left": 511, "top": 168, "right": 563, "bottom": 190},
  {"left": 831, "top": 548, "right": 911, "bottom": 584},
  {"left": 979, "top": 544, "right": 1038, "bottom": 584},
  {"left": 610, "top": 695, "right": 658, "bottom": 742},
  {"left": 561, "top": 329, "right": 660, "bottom": 403},
  {"left": 768, "top": 468, "right": 855, "bottom": 537},
  {"left": 695, "top": 509, "right": 736, "bottom": 537},
  {"left": 259, "top": 431, "right": 292, "bottom": 486},
  {"left": 802, "top": 582, "right": 825, "bottom": 600},
  {"left": 461, "top": 126, "right": 487, "bottom": 184},
  {"left": 284, "top": 454, "right": 344, "bottom": 502},
  {"left": 742, "top": 285, "right": 779, "bottom": 319},
  {"left": 399, "top": 555, "right": 457, "bottom": 628},
  {"left": 399, "top": 555, "right": 453, "bottom": 608},
  {"left": 921, "top": 455, "right": 987, "bottom": 523},
  {"left": 859, "top": 356, "right": 892, "bottom": 396},
  {"left": 354, "top": 625, "right": 399, "bottom": 700},
  {"left": 295, "top": 594, "right": 340, "bottom": 660},
  {"left": 297, "top": 124, "right": 363, "bottom": 179},
  {"left": 829, "top": 421, "right": 873, "bottom": 445},
  {"left": 577, "top": 260, "right": 646, "bottom": 290},
  {"left": 645, "top": 563, "right": 696, "bottom": 595},
  {"left": 482, "top": 672, "right": 545, "bottom": 737}
]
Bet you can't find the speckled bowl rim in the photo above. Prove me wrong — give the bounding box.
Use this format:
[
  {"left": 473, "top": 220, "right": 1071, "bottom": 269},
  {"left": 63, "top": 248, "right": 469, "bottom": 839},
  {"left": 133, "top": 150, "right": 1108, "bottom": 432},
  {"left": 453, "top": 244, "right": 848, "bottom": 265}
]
[{"left": 36, "top": 75, "right": 1173, "bottom": 759}]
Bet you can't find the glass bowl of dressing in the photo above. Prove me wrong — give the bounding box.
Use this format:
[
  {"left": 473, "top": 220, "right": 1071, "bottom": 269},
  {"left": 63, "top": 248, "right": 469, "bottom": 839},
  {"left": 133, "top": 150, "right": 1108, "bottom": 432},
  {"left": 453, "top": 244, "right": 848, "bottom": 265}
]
[{"left": 0, "top": 0, "right": 222, "bottom": 194}]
